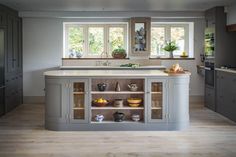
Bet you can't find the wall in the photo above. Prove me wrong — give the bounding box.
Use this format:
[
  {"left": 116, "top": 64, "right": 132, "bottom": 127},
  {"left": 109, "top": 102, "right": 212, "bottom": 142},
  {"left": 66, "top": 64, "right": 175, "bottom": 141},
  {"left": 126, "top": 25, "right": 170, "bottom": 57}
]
[
  {"left": 22, "top": 12, "right": 205, "bottom": 103},
  {"left": 227, "top": 4, "right": 236, "bottom": 25}
]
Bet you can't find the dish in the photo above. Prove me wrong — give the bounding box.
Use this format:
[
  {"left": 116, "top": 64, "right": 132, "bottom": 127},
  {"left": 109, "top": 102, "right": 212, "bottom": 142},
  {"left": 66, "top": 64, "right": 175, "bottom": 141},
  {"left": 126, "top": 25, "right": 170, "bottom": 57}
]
[
  {"left": 128, "top": 103, "right": 140, "bottom": 107},
  {"left": 127, "top": 98, "right": 142, "bottom": 104}
]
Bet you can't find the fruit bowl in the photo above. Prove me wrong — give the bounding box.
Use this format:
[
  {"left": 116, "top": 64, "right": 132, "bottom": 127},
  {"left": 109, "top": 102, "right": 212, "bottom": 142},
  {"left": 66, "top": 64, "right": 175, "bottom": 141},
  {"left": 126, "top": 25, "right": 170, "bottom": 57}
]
[
  {"left": 128, "top": 103, "right": 140, "bottom": 107},
  {"left": 93, "top": 101, "right": 109, "bottom": 107},
  {"left": 127, "top": 98, "right": 142, "bottom": 104}
]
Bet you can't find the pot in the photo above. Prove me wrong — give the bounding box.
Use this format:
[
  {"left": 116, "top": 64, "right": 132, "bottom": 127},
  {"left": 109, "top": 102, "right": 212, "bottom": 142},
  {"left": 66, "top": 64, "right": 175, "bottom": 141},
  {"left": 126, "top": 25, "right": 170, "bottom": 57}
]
[
  {"left": 97, "top": 83, "right": 107, "bottom": 91},
  {"left": 95, "top": 114, "right": 104, "bottom": 122},
  {"left": 113, "top": 112, "right": 125, "bottom": 122},
  {"left": 113, "top": 99, "right": 123, "bottom": 107}
]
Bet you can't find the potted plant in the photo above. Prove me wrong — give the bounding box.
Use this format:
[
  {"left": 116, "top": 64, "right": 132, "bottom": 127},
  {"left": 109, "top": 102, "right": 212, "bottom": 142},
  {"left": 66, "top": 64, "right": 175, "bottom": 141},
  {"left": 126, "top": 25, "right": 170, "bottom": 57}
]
[
  {"left": 112, "top": 47, "right": 127, "bottom": 59},
  {"left": 163, "top": 41, "right": 179, "bottom": 58}
]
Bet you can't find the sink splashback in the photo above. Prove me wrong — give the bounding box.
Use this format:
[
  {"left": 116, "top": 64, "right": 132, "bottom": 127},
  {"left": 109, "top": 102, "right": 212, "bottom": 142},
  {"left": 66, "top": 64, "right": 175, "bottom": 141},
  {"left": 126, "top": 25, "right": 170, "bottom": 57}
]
[{"left": 62, "top": 59, "right": 161, "bottom": 66}]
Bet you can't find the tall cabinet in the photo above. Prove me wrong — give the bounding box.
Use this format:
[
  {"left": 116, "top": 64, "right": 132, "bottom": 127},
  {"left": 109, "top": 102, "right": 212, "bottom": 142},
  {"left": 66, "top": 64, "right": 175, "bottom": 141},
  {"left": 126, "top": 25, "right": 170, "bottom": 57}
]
[{"left": 0, "top": 5, "right": 22, "bottom": 114}]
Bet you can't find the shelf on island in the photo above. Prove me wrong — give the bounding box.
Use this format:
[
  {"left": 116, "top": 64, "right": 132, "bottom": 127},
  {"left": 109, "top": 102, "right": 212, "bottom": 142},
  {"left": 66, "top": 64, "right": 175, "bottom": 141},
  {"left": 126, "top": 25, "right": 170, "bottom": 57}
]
[
  {"left": 151, "top": 92, "right": 162, "bottom": 94},
  {"left": 91, "top": 106, "right": 144, "bottom": 110},
  {"left": 73, "top": 107, "right": 85, "bottom": 110},
  {"left": 73, "top": 92, "right": 85, "bottom": 94},
  {"left": 151, "top": 107, "right": 162, "bottom": 109},
  {"left": 91, "top": 91, "right": 145, "bottom": 94},
  {"left": 91, "top": 120, "right": 144, "bottom": 124}
]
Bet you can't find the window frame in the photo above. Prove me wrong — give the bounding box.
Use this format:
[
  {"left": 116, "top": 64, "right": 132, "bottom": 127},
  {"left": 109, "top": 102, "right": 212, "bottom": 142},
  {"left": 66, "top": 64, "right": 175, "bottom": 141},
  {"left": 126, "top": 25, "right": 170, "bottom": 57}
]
[
  {"left": 151, "top": 23, "right": 190, "bottom": 58},
  {"left": 63, "top": 22, "right": 128, "bottom": 58}
]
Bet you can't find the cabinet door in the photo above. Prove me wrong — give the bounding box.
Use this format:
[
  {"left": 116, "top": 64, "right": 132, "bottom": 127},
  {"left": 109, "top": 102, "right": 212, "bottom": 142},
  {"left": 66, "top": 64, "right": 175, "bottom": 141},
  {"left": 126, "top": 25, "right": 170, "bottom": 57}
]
[
  {"left": 0, "top": 12, "right": 6, "bottom": 26},
  {"left": 147, "top": 79, "right": 167, "bottom": 123},
  {"left": 45, "top": 79, "right": 68, "bottom": 123},
  {"left": 69, "top": 79, "right": 89, "bottom": 123},
  {"left": 6, "top": 15, "right": 14, "bottom": 73}
]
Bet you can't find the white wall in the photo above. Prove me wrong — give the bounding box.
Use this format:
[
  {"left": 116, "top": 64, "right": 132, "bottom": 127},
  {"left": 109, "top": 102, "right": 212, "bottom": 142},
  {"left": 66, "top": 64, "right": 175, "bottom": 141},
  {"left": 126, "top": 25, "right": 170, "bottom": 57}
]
[
  {"left": 227, "top": 4, "right": 236, "bottom": 25},
  {"left": 23, "top": 14, "right": 205, "bottom": 98}
]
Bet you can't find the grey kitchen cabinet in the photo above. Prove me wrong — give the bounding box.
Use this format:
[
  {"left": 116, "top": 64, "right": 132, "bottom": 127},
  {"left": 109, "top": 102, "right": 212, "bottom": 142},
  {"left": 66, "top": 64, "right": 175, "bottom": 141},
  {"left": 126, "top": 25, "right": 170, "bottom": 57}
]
[
  {"left": 0, "top": 4, "right": 23, "bottom": 115},
  {"left": 45, "top": 79, "right": 69, "bottom": 125},
  {"left": 69, "top": 79, "right": 89, "bottom": 123},
  {"left": 44, "top": 73, "right": 190, "bottom": 131},
  {"left": 205, "top": 87, "right": 215, "bottom": 111},
  {"left": 216, "top": 70, "right": 236, "bottom": 122},
  {"left": 147, "top": 78, "right": 167, "bottom": 123}
]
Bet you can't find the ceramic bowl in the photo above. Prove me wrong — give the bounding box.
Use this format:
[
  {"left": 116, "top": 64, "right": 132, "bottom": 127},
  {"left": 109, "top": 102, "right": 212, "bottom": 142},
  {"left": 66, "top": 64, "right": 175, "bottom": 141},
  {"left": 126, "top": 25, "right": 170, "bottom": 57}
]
[
  {"left": 127, "top": 98, "right": 142, "bottom": 104},
  {"left": 131, "top": 114, "right": 140, "bottom": 122}
]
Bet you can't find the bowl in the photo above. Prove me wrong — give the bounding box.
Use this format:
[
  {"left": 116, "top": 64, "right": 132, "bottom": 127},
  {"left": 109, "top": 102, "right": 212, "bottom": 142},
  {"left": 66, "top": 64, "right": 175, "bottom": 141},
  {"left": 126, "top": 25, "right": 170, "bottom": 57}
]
[
  {"left": 127, "top": 98, "right": 142, "bottom": 104},
  {"left": 93, "top": 100, "right": 109, "bottom": 107},
  {"left": 131, "top": 114, "right": 140, "bottom": 122},
  {"left": 128, "top": 103, "right": 140, "bottom": 107}
]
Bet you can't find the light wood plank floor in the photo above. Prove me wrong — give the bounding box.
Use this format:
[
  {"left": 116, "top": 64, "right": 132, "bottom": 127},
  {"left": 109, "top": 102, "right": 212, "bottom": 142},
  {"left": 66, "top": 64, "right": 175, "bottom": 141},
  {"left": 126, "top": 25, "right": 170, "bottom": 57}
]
[{"left": 0, "top": 103, "right": 236, "bottom": 157}]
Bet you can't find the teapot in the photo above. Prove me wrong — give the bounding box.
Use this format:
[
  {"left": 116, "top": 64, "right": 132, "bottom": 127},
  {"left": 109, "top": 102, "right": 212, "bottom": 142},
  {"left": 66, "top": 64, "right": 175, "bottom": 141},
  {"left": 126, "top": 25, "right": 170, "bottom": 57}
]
[
  {"left": 113, "top": 112, "right": 125, "bottom": 122},
  {"left": 128, "top": 83, "right": 138, "bottom": 91},
  {"left": 95, "top": 114, "right": 104, "bottom": 122}
]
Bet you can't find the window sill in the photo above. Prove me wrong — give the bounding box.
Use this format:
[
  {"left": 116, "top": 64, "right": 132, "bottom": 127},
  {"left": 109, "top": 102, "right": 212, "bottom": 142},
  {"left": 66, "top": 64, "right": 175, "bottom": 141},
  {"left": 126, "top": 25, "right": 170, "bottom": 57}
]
[
  {"left": 149, "top": 57, "right": 195, "bottom": 60},
  {"left": 62, "top": 58, "right": 130, "bottom": 60}
]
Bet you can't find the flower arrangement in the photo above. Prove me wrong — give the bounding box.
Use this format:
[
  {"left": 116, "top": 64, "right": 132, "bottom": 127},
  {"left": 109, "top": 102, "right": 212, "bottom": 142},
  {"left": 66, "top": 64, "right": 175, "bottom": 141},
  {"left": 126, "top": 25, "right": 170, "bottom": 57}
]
[
  {"left": 112, "top": 47, "right": 127, "bottom": 59},
  {"left": 163, "top": 41, "right": 179, "bottom": 58}
]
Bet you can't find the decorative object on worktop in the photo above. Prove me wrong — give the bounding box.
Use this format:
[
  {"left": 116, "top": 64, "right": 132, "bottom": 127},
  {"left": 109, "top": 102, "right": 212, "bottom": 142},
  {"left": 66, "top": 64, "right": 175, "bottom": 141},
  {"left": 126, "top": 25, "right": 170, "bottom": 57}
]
[
  {"left": 113, "top": 112, "right": 125, "bottom": 122},
  {"left": 112, "top": 47, "right": 127, "bottom": 59},
  {"left": 120, "top": 63, "right": 140, "bottom": 68},
  {"left": 69, "top": 49, "right": 83, "bottom": 58},
  {"left": 97, "top": 83, "right": 107, "bottom": 91},
  {"left": 131, "top": 114, "right": 141, "bottom": 122},
  {"left": 93, "top": 98, "right": 109, "bottom": 107},
  {"left": 115, "top": 82, "right": 121, "bottom": 92},
  {"left": 128, "top": 83, "right": 138, "bottom": 91},
  {"left": 130, "top": 17, "right": 151, "bottom": 56},
  {"left": 164, "top": 63, "right": 185, "bottom": 74},
  {"left": 95, "top": 114, "right": 104, "bottom": 122},
  {"left": 163, "top": 41, "right": 179, "bottom": 58},
  {"left": 113, "top": 99, "right": 124, "bottom": 107}
]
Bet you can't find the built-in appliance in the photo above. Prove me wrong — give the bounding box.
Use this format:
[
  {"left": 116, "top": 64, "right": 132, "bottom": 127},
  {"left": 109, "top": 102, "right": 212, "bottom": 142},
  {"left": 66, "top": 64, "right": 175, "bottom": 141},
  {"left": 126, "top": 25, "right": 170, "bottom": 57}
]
[
  {"left": 205, "top": 61, "right": 215, "bottom": 88},
  {"left": 0, "top": 28, "right": 5, "bottom": 116},
  {"left": 204, "top": 61, "right": 215, "bottom": 111},
  {"left": 204, "top": 27, "right": 215, "bottom": 59}
]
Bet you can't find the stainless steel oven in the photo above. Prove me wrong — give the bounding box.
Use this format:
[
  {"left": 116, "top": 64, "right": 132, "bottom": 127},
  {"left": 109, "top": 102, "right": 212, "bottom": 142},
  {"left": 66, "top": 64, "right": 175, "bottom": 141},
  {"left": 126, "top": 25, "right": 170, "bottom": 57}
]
[{"left": 205, "top": 62, "right": 215, "bottom": 88}]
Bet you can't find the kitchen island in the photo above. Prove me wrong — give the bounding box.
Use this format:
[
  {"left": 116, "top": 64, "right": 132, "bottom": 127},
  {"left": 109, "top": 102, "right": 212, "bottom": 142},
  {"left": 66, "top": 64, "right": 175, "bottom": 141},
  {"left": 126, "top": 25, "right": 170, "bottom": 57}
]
[{"left": 44, "top": 70, "right": 190, "bottom": 131}]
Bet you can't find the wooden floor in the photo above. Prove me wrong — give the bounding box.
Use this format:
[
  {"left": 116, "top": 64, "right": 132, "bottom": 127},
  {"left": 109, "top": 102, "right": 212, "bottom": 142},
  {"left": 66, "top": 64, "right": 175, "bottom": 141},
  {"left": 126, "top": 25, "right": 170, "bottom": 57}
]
[{"left": 0, "top": 103, "right": 236, "bottom": 157}]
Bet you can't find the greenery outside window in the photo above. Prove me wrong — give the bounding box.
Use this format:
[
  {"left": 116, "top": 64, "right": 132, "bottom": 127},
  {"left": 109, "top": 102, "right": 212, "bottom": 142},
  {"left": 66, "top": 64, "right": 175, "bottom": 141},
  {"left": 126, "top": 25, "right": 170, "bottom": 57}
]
[
  {"left": 151, "top": 23, "right": 190, "bottom": 58},
  {"left": 64, "top": 23, "right": 128, "bottom": 58}
]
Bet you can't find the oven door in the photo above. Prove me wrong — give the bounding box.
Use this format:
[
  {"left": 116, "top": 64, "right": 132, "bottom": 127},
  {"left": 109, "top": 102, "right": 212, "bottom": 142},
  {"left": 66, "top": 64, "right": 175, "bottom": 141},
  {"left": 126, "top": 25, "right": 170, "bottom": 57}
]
[{"left": 205, "top": 67, "right": 214, "bottom": 87}]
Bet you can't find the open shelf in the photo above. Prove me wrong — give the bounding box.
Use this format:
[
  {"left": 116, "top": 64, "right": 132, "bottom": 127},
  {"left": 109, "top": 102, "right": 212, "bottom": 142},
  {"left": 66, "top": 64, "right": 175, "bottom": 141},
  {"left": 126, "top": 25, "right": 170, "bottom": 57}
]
[
  {"left": 91, "top": 91, "right": 145, "bottom": 94},
  {"left": 73, "top": 92, "right": 85, "bottom": 94},
  {"left": 91, "top": 120, "right": 144, "bottom": 124},
  {"left": 151, "top": 107, "right": 162, "bottom": 109},
  {"left": 73, "top": 107, "right": 85, "bottom": 110},
  {"left": 91, "top": 106, "right": 144, "bottom": 110},
  {"left": 151, "top": 92, "right": 162, "bottom": 94}
]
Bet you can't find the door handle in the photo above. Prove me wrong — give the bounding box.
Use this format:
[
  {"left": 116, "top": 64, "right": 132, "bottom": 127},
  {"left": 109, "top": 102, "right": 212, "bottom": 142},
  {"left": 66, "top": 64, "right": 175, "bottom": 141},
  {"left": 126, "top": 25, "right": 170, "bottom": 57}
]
[{"left": 0, "top": 86, "right": 6, "bottom": 89}]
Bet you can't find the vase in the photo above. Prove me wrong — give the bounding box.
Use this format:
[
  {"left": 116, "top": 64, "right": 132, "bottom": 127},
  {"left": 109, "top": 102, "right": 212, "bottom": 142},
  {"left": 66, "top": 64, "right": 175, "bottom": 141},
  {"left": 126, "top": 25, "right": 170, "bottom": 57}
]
[{"left": 169, "top": 51, "right": 174, "bottom": 58}]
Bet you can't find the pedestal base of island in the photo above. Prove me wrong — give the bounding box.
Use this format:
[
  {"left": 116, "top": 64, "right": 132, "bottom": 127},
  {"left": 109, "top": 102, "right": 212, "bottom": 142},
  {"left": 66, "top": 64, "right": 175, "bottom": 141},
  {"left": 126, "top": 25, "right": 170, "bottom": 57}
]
[{"left": 44, "top": 70, "right": 190, "bottom": 131}]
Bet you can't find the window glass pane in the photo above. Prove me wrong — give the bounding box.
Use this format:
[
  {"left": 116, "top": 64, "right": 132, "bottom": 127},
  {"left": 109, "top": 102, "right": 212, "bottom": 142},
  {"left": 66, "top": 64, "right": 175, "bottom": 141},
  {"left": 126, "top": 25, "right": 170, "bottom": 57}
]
[
  {"left": 151, "top": 27, "right": 165, "bottom": 56},
  {"left": 109, "top": 27, "right": 125, "bottom": 52},
  {"left": 67, "top": 26, "right": 84, "bottom": 57},
  {"left": 171, "top": 27, "right": 185, "bottom": 55},
  {"left": 88, "top": 27, "right": 104, "bottom": 55}
]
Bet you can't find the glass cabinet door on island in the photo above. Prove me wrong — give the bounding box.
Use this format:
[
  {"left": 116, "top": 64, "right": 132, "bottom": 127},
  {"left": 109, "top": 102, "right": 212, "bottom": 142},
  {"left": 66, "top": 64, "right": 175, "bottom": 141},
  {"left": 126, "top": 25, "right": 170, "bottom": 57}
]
[
  {"left": 70, "top": 79, "right": 89, "bottom": 123},
  {"left": 147, "top": 79, "right": 167, "bottom": 122}
]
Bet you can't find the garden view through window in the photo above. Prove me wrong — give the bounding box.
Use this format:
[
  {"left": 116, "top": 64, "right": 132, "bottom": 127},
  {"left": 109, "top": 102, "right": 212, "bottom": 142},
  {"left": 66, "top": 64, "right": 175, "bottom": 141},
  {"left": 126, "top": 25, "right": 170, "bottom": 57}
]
[{"left": 64, "top": 23, "right": 190, "bottom": 58}]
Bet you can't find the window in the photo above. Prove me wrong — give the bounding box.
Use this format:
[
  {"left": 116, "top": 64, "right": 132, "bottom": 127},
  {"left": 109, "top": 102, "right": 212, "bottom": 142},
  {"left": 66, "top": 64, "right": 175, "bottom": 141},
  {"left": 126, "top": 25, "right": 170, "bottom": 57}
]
[
  {"left": 64, "top": 23, "right": 128, "bottom": 58},
  {"left": 151, "top": 23, "right": 191, "bottom": 57}
]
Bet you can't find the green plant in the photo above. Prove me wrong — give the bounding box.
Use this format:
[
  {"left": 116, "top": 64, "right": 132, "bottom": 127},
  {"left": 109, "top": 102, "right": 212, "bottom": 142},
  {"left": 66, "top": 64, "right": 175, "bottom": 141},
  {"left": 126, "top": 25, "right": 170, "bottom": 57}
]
[
  {"left": 163, "top": 41, "right": 179, "bottom": 52},
  {"left": 112, "top": 47, "right": 127, "bottom": 58}
]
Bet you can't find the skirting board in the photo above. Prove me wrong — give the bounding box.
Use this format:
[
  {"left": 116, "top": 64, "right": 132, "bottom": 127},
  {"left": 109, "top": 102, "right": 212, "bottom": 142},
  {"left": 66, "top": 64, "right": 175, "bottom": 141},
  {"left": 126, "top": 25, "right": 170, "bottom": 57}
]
[{"left": 23, "top": 96, "right": 204, "bottom": 106}]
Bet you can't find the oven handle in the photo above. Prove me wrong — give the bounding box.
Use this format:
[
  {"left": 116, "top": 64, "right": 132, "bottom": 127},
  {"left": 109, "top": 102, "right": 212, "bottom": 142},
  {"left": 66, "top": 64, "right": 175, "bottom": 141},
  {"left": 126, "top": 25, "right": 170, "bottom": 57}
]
[{"left": 204, "top": 67, "right": 212, "bottom": 70}]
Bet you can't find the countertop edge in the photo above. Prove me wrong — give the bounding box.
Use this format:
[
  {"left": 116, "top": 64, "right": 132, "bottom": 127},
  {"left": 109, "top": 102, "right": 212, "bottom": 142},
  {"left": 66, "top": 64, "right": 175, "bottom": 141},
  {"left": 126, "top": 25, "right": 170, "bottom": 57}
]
[{"left": 215, "top": 68, "right": 236, "bottom": 74}]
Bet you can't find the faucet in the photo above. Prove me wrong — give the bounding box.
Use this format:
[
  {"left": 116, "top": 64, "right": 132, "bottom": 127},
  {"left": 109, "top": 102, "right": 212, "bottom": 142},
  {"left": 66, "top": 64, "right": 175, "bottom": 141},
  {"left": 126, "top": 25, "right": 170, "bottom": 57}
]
[{"left": 100, "top": 51, "right": 111, "bottom": 66}]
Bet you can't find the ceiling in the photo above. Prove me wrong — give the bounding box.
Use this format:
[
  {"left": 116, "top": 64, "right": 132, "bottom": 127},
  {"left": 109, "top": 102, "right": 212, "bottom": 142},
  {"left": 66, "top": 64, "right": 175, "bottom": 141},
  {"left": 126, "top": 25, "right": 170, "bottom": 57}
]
[{"left": 0, "top": 0, "right": 235, "bottom": 12}]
